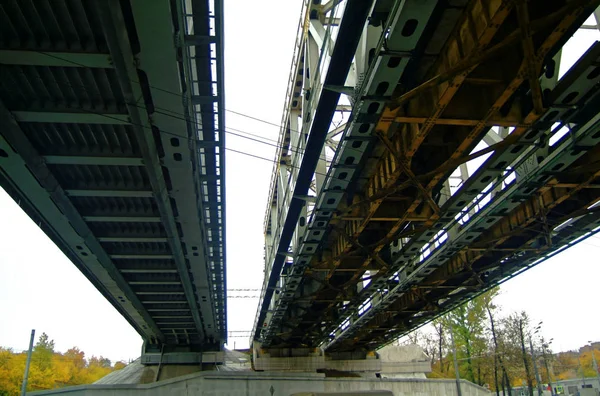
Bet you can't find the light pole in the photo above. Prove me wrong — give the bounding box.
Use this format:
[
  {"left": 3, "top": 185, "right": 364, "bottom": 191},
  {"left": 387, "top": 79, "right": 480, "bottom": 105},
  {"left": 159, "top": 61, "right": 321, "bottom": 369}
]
[
  {"left": 450, "top": 329, "right": 463, "bottom": 396},
  {"left": 21, "top": 329, "right": 35, "bottom": 396},
  {"left": 530, "top": 337, "right": 543, "bottom": 396},
  {"left": 589, "top": 341, "right": 600, "bottom": 391},
  {"left": 541, "top": 337, "right": 554, "bottom": 396},
  {"left": 529, "top": 322, "right": 543, "bottom": 396}
]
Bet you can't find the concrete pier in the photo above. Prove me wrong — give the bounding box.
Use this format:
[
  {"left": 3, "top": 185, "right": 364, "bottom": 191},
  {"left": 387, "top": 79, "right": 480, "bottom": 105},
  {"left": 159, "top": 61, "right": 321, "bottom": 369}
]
[{"left": 253, "top": 344, "right": 432, "bottom": 378}]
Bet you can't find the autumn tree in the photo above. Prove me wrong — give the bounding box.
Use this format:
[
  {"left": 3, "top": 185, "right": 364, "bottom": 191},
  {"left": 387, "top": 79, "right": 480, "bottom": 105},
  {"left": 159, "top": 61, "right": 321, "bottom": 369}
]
[
  {"left": 0, "top": 335, "right": 128, "bottom": 395},
  {"left": 33, "top": 333, "right": 54, "bottom": 371},
  {"left": 402, "top": 288, "right": 597, "bottom": 394},
  {"left": 432, "top": 319, "right": 445, "bottom": 374},
  {"left": 442, "top": 288, "right": 498, "bottom": 385}
]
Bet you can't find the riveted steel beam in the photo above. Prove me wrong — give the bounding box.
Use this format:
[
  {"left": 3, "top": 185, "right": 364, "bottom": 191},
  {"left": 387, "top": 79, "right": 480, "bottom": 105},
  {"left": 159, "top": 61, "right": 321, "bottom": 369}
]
[
  {"left": 66, "top": 190, "right": 154, "bottom": 198},
  {"left": 12, "top": 111, "right": 129, "bottom": 124},
  {"left": 43, "top": 156, "right": 143, "bottom": 166},
  {"left": 253, "top": 0, "right": 377, "bottom": 342},
  {"left": 84, "top": 216, "right": 162, "bottom": 222},
  {"left": 0, "top": 100, "right": 165, "bottom": 342},
  {"left": 96, "top": 0, "right": 208, "bottom": 343},
  {"left": 298, "top": 0, "right": 600, "bottom": 348},
  {"left": 0, "top": 50, "right": 113, "bottom": 68}
]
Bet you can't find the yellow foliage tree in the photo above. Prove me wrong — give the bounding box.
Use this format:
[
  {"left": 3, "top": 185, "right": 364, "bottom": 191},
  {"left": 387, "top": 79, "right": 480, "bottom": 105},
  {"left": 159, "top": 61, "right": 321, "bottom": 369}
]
[{"left": 0, "top": 334, "right": 126, "bottom": 395}]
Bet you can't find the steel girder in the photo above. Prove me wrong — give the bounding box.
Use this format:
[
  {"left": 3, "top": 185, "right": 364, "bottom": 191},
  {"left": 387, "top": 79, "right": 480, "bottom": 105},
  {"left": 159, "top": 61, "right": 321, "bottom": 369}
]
[
  {"left": 256, "top": 0, "right": 442, "bottom": 346},
  {"left": 253, "top": 0, "right": 377, "bottom": 342},
  {"left": 320, "top": 0, "right": 600, "bottom": 351},
  {"left": 256, "top": 0, "right": 600, "bottom": 349},
  {"left": 0, "top": 0, "right": 226, "bottom": 351},
  {"left": 0, "top": 100, "right": 165, "bottom": 343},
  {"left": 324, "top": 38, "right": 600, "bottom": 350},
  {"left": 326, "top": 52, "right": 600, "bottom": 350}
]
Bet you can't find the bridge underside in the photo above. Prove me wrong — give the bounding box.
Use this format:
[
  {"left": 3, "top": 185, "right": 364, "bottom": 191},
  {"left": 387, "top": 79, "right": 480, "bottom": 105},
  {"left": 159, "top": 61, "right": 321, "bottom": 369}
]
[
  {"left": 255, "top": 0, "right": 600, "bottom": 352},
  {"left": 0, "top": 0, "right": 226, "bottom": 358}
]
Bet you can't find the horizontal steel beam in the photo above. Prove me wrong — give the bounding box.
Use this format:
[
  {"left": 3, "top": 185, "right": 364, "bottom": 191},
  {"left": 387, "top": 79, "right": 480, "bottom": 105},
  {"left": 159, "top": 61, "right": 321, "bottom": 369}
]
[
  {"left": 97, "top": 236, "right": 168, "bottom": 242},
  {"left": 0, "top": 50, "right": 113, "bottom": 68},
  {"left": 191, "top": 95, "right": 218, "bottom": 105},
  {"left": 111, "top": 254, "right": 173, "bottom": 259},
  {"left": 66, "top": 190, "right": 154, "bottom": 198},
  {"left": 120, "top": 269, "right": 178, "bottom": 274},
  {"left": 44, "top": 156, "right": 143, "bottom": 166},
  {"left": 142, "top": 301, "right": 189, "bottom": 304},
  {"left": 84, "top": 216, "right": 161, "bottom": 222},
  {"left": 13, "top": 111, "right": 129, "bottom": 124},
  {"left": 393, "top": 116, "right": 528, "bottom": 127},
  {"left": 255, "top": 0, "right": 376, "bottom": 341},
  {"left": 136, "top": 291, "right": 185, "bottom": 295},
  {"left": 0, "top": 99, "right": 165, "bottom": 342},
  {"left": 184, "top": 35, "right": 216, "bottom": 45},
  {"left": 98, "top": 0, "right": 212, "bottom": 342}
]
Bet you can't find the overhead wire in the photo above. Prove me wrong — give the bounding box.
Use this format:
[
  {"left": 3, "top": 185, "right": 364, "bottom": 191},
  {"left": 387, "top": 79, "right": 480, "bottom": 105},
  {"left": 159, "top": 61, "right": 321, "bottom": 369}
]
[
  {"left": 15, "top": 52, "right": 600, "bottom": 253},
  {"left": 29, "top": 53, "right": 600, "bottom": 344},
  {"left": 35, "top": 50, "right": 305, "bottom": 133},
  {"left": 10, "top": 68, "right": 356, "bottom": 186},
  {"left": 32, "top": 50, "right": 353, "bottom": 169}
]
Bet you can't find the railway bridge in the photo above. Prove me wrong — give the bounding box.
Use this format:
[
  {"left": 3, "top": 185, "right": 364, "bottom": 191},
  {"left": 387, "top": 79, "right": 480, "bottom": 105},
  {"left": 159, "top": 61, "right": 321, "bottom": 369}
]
[
  {"left": 1, "top": 0, "right": 599, "bottom": 378},
  {"left": 254, "top": 0, "right": 600, "bottom": 356},
  {"left": 0, "top": 0, "right": 226, "bottom": 364}
]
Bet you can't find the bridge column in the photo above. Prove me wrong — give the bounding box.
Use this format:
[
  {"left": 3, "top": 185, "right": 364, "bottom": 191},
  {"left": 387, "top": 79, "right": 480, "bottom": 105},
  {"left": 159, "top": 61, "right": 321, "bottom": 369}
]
[
  {"left": 140, "top": 341, "right": 224, "bottom": 365},
  {"left": 252, "top": 342, "right": 431, "bottom": 378}
]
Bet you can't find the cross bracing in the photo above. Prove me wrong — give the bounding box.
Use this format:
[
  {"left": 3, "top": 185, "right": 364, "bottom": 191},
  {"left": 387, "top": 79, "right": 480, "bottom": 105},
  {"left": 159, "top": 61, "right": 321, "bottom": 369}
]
[{"left": 255, "top": 0, "right": 600, "bottom": 351}]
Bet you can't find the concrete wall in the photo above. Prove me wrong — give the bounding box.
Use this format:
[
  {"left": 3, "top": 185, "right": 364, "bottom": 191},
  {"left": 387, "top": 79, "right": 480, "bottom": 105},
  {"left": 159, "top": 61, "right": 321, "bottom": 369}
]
[{"left": 30, "top": 371, "right": 491, "bottom": 396}]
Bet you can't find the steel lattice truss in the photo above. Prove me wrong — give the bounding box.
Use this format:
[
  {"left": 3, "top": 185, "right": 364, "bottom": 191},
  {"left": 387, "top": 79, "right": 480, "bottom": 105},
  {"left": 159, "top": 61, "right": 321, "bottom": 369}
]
[
  {"left": 0, "top": 0, "right": 226, "bottom": 350},
  {"left": 255, "top": 0, "right": 600, "bottom": 352}
]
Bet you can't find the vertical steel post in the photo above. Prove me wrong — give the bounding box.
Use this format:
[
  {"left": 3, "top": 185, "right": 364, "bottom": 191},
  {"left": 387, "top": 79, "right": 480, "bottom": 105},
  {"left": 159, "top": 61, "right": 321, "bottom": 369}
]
[
  {"left": 530, "top": 337, "right": 543, "bottom": 396},
  {"left": 21, "top": 329, "right": 35, "bottom": 396},
  {"left": 590, "top": 344, "right": 600, "bottom": 391},
  {"left": 450, "top": 329, "right": 463, "bottom": 396}
]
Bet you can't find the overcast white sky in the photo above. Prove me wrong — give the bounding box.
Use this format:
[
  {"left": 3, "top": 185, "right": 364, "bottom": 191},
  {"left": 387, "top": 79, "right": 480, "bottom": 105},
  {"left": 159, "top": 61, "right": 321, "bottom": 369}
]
[{"left": 0, "top": 2, "right": 599, "bottom": 363}]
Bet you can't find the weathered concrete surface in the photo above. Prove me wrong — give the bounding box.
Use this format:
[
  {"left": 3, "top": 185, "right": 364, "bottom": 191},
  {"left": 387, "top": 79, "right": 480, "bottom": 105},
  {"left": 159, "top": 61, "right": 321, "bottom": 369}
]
[
  {"left": 30, "top": 371, "right": 491, "bottom": 396},
  {"left": 291, "top": 392, "right": 393, "bottom": 396},
  {"left": 95, "top": 351, "right": 253, "bottom": 384},
  {"left": 253, "top": 344, "right": 431, "bottom": 377}
]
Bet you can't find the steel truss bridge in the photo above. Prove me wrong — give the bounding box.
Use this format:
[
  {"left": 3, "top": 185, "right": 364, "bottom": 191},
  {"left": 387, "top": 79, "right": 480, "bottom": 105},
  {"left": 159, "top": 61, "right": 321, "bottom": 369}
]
[
  {"left": 254, "top": 0, "right": 600, "bottom": 352},
  {"left": 1, "top": 0, "right": 600, "bottom": 364},
  {"left": 0, "top": 0, "right": 226, "bottom": 362}
]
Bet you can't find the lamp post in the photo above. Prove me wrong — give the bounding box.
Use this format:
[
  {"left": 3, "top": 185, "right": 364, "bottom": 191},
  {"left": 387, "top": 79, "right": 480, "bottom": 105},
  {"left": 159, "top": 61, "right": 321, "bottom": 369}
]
[
  {"left": 589, "top": 341, "right": 600, "bottom": 391},
  {"left": 529, "top": 322, "right": 543, "bottom": 396},
  {"left": 21, "top": 329, "right": 35, "bottom": 396},
  {"left": 450, "top": 329, "right": 463, "bottom": 396},
  {"left": 541, "top": 337, "right": 554, "bottom": 396}
]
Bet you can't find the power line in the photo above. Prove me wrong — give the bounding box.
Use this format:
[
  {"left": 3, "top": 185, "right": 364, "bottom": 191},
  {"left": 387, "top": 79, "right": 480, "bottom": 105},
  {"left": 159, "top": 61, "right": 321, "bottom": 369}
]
[
  {"left": 36, "top": 51, "right": 304, "bottom": 134},
  {"left": 14, "top": 53, "right": 599, "bottom": 253},
  {"left": 10, "top": 69, "right": 345, "bottom": 182}
]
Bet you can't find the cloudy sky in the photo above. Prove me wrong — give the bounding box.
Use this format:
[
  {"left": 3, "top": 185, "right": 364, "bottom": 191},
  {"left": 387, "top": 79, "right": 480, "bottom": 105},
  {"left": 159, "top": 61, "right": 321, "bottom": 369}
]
[{"left": 0, "top": 2, "right": 598, "bottom": 363}]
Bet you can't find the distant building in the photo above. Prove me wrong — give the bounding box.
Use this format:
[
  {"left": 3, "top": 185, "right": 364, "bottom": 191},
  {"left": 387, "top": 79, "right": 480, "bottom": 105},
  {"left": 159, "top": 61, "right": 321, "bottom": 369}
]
[
  {"left": 511, "top": 378, "right": 599, "bottom": 396},
  {"left": 580, "top": 343, "right": 600, "bottom": 354}
]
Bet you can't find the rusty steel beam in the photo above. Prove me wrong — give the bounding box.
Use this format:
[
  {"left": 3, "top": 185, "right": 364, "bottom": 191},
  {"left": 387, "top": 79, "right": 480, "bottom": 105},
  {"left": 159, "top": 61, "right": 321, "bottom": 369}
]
[
  {"left": 281, "top": 0, "right": 520, "bottom": 345},
  {"left": 335, "top": 169, "right": 600, "bottom": 349},
  {"left": 286, "top": 0, "right": 600, "bottom": 347}
]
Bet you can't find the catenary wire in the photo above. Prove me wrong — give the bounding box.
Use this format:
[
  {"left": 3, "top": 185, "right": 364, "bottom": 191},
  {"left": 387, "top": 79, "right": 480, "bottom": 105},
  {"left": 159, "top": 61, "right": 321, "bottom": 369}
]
[
  {"left": 12, "top": 54, "right": 600, "bottom": 250},
  {"left": 11, "top": 69, "right": 346, "bottom": 181},
  {"left": 35, "top": 50, "right": 308, "bottom": 134}
]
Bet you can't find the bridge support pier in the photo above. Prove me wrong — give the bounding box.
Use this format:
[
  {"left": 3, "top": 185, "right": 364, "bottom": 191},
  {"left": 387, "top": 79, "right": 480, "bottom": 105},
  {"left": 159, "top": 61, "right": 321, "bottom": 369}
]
[
  {"left": 141, "top": 342, "right": 224, "bottom": 365},
  {"left": 252, "top": 343, "right": 431, "bottom": 378}
]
